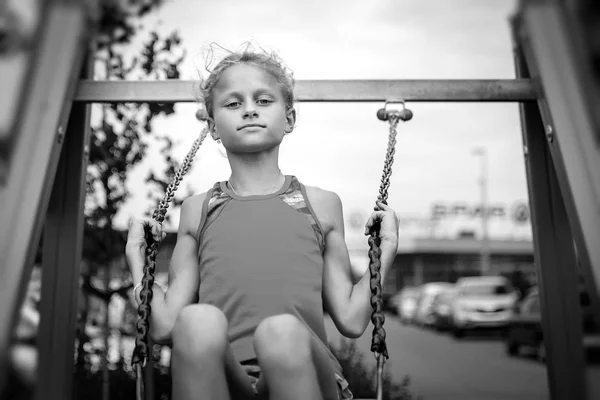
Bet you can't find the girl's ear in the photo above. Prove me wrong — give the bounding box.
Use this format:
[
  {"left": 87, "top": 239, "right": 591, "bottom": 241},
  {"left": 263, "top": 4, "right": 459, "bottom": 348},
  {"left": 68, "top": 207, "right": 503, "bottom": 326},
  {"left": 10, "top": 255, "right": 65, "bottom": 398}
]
[
  {"left": 207, "top": 118, "right": 219, "bottom": 140},
  {"left": 285, "top": 108, "right": 296, "bottom": 134},
  {"left": 197, "top": 108, "right": 220, "bottom": 139}
]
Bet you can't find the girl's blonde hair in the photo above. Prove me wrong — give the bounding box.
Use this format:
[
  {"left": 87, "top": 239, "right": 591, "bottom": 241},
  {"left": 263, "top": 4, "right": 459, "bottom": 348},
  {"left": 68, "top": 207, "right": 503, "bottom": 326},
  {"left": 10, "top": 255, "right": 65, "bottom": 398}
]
[{"left": 196, "top": 43, "right": 296, "bottom": 122}]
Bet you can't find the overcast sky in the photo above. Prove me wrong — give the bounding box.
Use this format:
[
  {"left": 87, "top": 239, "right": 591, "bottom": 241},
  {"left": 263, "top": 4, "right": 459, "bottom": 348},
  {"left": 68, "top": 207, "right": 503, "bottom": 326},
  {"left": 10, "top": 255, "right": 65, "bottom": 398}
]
[{"left": 112, "top": 0, "right": 531, "bottom": 247}]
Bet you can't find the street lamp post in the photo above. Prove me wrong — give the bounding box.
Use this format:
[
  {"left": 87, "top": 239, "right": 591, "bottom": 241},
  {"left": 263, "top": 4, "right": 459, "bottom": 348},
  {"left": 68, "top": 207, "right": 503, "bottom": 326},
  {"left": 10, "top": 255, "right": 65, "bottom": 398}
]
[{"left": 473, "top": 147, "right": 491, "bottom": 275}]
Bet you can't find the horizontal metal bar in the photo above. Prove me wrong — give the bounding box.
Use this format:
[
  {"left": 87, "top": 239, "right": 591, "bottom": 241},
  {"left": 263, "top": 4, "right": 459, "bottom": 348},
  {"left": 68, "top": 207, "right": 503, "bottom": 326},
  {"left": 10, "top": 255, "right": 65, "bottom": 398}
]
[{"left": 75, "top": 79, "right": 538, "bottom": 103}]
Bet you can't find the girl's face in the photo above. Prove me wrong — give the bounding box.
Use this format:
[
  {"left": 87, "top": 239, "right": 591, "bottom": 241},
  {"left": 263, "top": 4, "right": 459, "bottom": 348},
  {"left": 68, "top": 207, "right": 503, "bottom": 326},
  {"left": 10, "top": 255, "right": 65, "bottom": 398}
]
[{"left": 210, "top": 63, "right": 295, "bottom": 154}]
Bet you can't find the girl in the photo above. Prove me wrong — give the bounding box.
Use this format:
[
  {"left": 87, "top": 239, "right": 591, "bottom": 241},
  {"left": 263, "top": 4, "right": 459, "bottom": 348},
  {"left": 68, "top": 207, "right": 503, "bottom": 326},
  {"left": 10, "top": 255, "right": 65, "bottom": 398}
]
[{"left": 125, "top": 46, "right": 400, "bottom": 400}]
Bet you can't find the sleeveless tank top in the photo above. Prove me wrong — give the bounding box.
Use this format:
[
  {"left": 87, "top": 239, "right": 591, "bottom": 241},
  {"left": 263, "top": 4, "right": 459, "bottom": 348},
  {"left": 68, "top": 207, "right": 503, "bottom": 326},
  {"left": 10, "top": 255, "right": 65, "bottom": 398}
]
[{"left": 195, "top": 175, "right": 342, "bottom": 375}]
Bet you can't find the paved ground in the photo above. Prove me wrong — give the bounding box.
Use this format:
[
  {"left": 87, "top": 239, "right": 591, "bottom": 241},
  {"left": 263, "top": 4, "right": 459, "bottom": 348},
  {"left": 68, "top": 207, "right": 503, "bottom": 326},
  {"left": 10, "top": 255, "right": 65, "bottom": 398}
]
[{"left": 325, "top": 313, "right": 600, "bottom": 400}]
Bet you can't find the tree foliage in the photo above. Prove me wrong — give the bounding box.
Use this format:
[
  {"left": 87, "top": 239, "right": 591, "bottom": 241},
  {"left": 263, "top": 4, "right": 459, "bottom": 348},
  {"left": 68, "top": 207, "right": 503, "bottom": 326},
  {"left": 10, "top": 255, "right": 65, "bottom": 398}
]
[
  {"left": 79, "top": 0, "right": 190, "bottom": 375},
  {"left": 84, "top": 0, "right": 188, "bottom": 272}
]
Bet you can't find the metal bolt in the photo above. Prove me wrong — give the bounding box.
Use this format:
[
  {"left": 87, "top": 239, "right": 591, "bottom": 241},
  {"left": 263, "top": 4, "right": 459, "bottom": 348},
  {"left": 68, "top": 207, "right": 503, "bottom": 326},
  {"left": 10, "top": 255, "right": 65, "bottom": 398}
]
[
  {"left": 546, "top": 125, "right": 553, "bottom": 143},
  {"left": 83, "top": 145, "right": 90, "bottom": 157},
  {"left": 523, "top": 145, "right": 528, "bottom": 160},
  {"left": 57, "top": 126, "right": 64, "bottom": 144}
]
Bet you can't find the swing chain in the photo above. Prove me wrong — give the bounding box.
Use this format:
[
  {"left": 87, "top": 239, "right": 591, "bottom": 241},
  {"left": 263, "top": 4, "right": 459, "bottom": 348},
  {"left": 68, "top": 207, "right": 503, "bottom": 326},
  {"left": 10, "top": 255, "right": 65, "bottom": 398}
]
[
  {"left": 369, "top": 113, "right": 400, "bottom": 348},
  {"left": 377, "top": 114, "right": 400, "bottom": 205},
  {"left": 131, "top": 128, "right": 208, "bottom": 370},
  {"left": 369, "top": 112, "right": 400, "bottom": 359},
  {"left": 153, "top": 129, "right": 209, "bottom": 223},
  {"left": 369, "top": 101, "right": 411, "bottom": 400}
]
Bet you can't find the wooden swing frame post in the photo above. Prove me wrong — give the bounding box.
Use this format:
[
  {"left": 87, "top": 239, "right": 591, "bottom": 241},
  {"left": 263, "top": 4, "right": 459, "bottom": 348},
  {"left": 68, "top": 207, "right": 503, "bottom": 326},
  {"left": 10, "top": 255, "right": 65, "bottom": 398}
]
[
  {"left": 0, "top": 1, "right": 598, "bottom": 400},
  {"left": 0, "top": 0, "right": 92, "bottom": 397},
  {"left": 513, "top": 3, "right": 600, "bottom": 399}
]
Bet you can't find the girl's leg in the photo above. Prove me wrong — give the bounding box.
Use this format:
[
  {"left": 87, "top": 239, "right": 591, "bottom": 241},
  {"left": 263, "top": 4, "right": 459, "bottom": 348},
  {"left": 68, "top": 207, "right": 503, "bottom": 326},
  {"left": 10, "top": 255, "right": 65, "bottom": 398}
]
[
  {"left": 253, "top": 314, "right": 340, "bottom": 400},
  {"left": 170, "top": 304, "right": 256, "bottom": 400}
]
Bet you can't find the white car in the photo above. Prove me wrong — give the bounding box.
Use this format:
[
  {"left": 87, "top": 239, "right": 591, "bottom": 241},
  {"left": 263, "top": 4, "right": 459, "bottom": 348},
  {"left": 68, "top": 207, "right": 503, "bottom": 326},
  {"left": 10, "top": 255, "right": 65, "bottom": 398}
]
[
  {"left": 450, "top": 276, "right": 519, "bottom": 338},
  {"left": 392, "top": 287, "right": 419, "bottom": 324},
  {"left": 413, "top": 282, "right": 454, "bottom": 328}
]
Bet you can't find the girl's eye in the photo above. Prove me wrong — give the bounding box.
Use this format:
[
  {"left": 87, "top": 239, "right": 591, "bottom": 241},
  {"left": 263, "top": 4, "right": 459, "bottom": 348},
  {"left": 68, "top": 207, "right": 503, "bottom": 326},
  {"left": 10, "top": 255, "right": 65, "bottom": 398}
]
[
  {"left": 226, "top": 101, "right": 240, "bottom": 108},
  {"left": 257, "top": 98, "right": 272, "bottom": 105}
]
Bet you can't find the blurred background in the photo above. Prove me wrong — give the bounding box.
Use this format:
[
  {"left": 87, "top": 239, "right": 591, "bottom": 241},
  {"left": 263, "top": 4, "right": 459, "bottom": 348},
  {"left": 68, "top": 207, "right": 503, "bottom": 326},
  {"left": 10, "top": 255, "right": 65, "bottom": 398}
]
[{"left": 2, "top": 0, "right": 598, "bottom": 399}]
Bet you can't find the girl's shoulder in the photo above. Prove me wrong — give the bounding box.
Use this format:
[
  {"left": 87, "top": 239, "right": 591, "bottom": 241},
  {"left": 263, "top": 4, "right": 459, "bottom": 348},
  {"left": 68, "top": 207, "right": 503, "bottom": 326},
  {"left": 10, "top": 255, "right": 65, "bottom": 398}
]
[
  {"left": 302, "top": 184, "right": 337, "bottom": 204},
  {"left": 179, "top": 191, "right": 210, "bottom": 236},
  {"left": 302, "top": 184, "right": 344, "bottom": 234}
]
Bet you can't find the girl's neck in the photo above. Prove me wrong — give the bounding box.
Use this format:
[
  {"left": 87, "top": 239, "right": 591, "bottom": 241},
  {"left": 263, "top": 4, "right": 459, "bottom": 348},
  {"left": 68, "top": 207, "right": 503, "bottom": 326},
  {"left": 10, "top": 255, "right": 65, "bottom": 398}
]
[{"left": 227, "top": 154, "right": 285, "bottom": 196}]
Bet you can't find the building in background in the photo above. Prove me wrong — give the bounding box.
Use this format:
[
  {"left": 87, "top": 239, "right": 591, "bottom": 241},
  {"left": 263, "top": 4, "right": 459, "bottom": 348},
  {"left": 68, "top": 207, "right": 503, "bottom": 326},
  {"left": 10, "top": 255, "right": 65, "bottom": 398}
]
[{"left": 347, "top": 236, "right": 534, "bottom": 297}]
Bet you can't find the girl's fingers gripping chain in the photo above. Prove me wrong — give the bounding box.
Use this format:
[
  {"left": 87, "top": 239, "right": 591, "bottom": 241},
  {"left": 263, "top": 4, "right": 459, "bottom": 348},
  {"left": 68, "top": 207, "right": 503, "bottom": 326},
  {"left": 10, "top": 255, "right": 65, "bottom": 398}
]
[
  {"left": 364, "top": 201, "right": 387, "bottom": 234},
  {"left": 364, "top": 202, "right": 399, "bottom": 241},
  {"left": 126, "top": 219, "right": 165, "bottom": 251},
  {"left": 143, "top": 219, "right": 165, "bottom": 244},
  {"left": 375, "top": 201, "right": 393, "bottom": 212},
  {"left": 364, "top": 212, "right": 383, "bottom": 235}
]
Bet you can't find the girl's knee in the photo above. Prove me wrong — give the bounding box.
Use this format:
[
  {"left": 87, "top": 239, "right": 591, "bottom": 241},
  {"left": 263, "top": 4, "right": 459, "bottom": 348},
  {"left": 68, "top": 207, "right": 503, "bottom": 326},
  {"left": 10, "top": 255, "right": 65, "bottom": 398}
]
[
  {"left": 172, "top": 304, "right": 228, "bottom": 357},
  {"left": 254, "top": 314, "right": 312, "bottom": 369}
]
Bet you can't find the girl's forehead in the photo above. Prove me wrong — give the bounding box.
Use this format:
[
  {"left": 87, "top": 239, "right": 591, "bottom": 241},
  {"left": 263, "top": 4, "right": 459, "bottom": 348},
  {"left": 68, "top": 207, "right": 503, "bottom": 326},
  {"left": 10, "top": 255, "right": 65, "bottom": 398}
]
[{"left": 214, "top": 64, "right": 279, "bottom": 93}]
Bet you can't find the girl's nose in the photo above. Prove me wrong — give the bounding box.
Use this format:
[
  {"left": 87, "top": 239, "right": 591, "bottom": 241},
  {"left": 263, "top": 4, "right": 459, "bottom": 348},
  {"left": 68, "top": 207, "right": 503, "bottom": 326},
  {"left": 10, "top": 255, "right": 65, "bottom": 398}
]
[{"left": 243, "top": 105, "right": 258, "bottom": 118}]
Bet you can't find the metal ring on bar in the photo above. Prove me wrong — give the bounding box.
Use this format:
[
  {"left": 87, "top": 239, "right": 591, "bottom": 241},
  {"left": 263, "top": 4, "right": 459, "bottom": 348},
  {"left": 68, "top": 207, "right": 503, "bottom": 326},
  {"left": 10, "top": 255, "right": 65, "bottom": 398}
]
[{"left": 377, "top": 98, "right": 413, "bottom": 122}]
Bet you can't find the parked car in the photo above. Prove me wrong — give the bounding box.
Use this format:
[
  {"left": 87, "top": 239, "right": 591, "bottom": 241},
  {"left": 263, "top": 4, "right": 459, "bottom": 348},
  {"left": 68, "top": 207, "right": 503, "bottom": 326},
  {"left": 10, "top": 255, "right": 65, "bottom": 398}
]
[
  {"left": 382, "top": 292, "right": 398, "bottom": 314},
  {"left": 505, "top": 286, "right": 600, "bottom": 362},
  {"left": 450, "top": 276, "right": 519, "bottom": 338},
  {"left": 385, "top": 291, "right": 401, "bottom": 315},
  {"left": 414, "top": 282, "right": 454, "bottom": 328},
  {"left": 392, "top": 287, "right": 419, "bottom": 324},
  {"left": 431, "top": 286, "right": 457, "bottom": 331}
]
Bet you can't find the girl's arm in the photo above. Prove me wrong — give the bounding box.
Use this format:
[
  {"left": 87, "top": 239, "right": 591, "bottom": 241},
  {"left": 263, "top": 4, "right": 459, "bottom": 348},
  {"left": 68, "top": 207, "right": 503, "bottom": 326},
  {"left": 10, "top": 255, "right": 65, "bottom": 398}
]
[
  {"left": 321, "top": 193, "right": 398, "bottom": 338},
  {"left": 127, "top": 195, "right": 203, "bottom": 344}
]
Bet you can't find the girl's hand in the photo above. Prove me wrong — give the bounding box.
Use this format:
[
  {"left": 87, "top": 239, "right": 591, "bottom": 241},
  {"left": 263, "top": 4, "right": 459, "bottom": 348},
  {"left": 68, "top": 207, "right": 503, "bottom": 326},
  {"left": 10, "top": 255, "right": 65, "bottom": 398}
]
[
  {"left": 125, "top": 218, "right": 166, "bottom": 270},
  {"left": 364, "top": 201, "right": 399, "bottom": 245}
]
